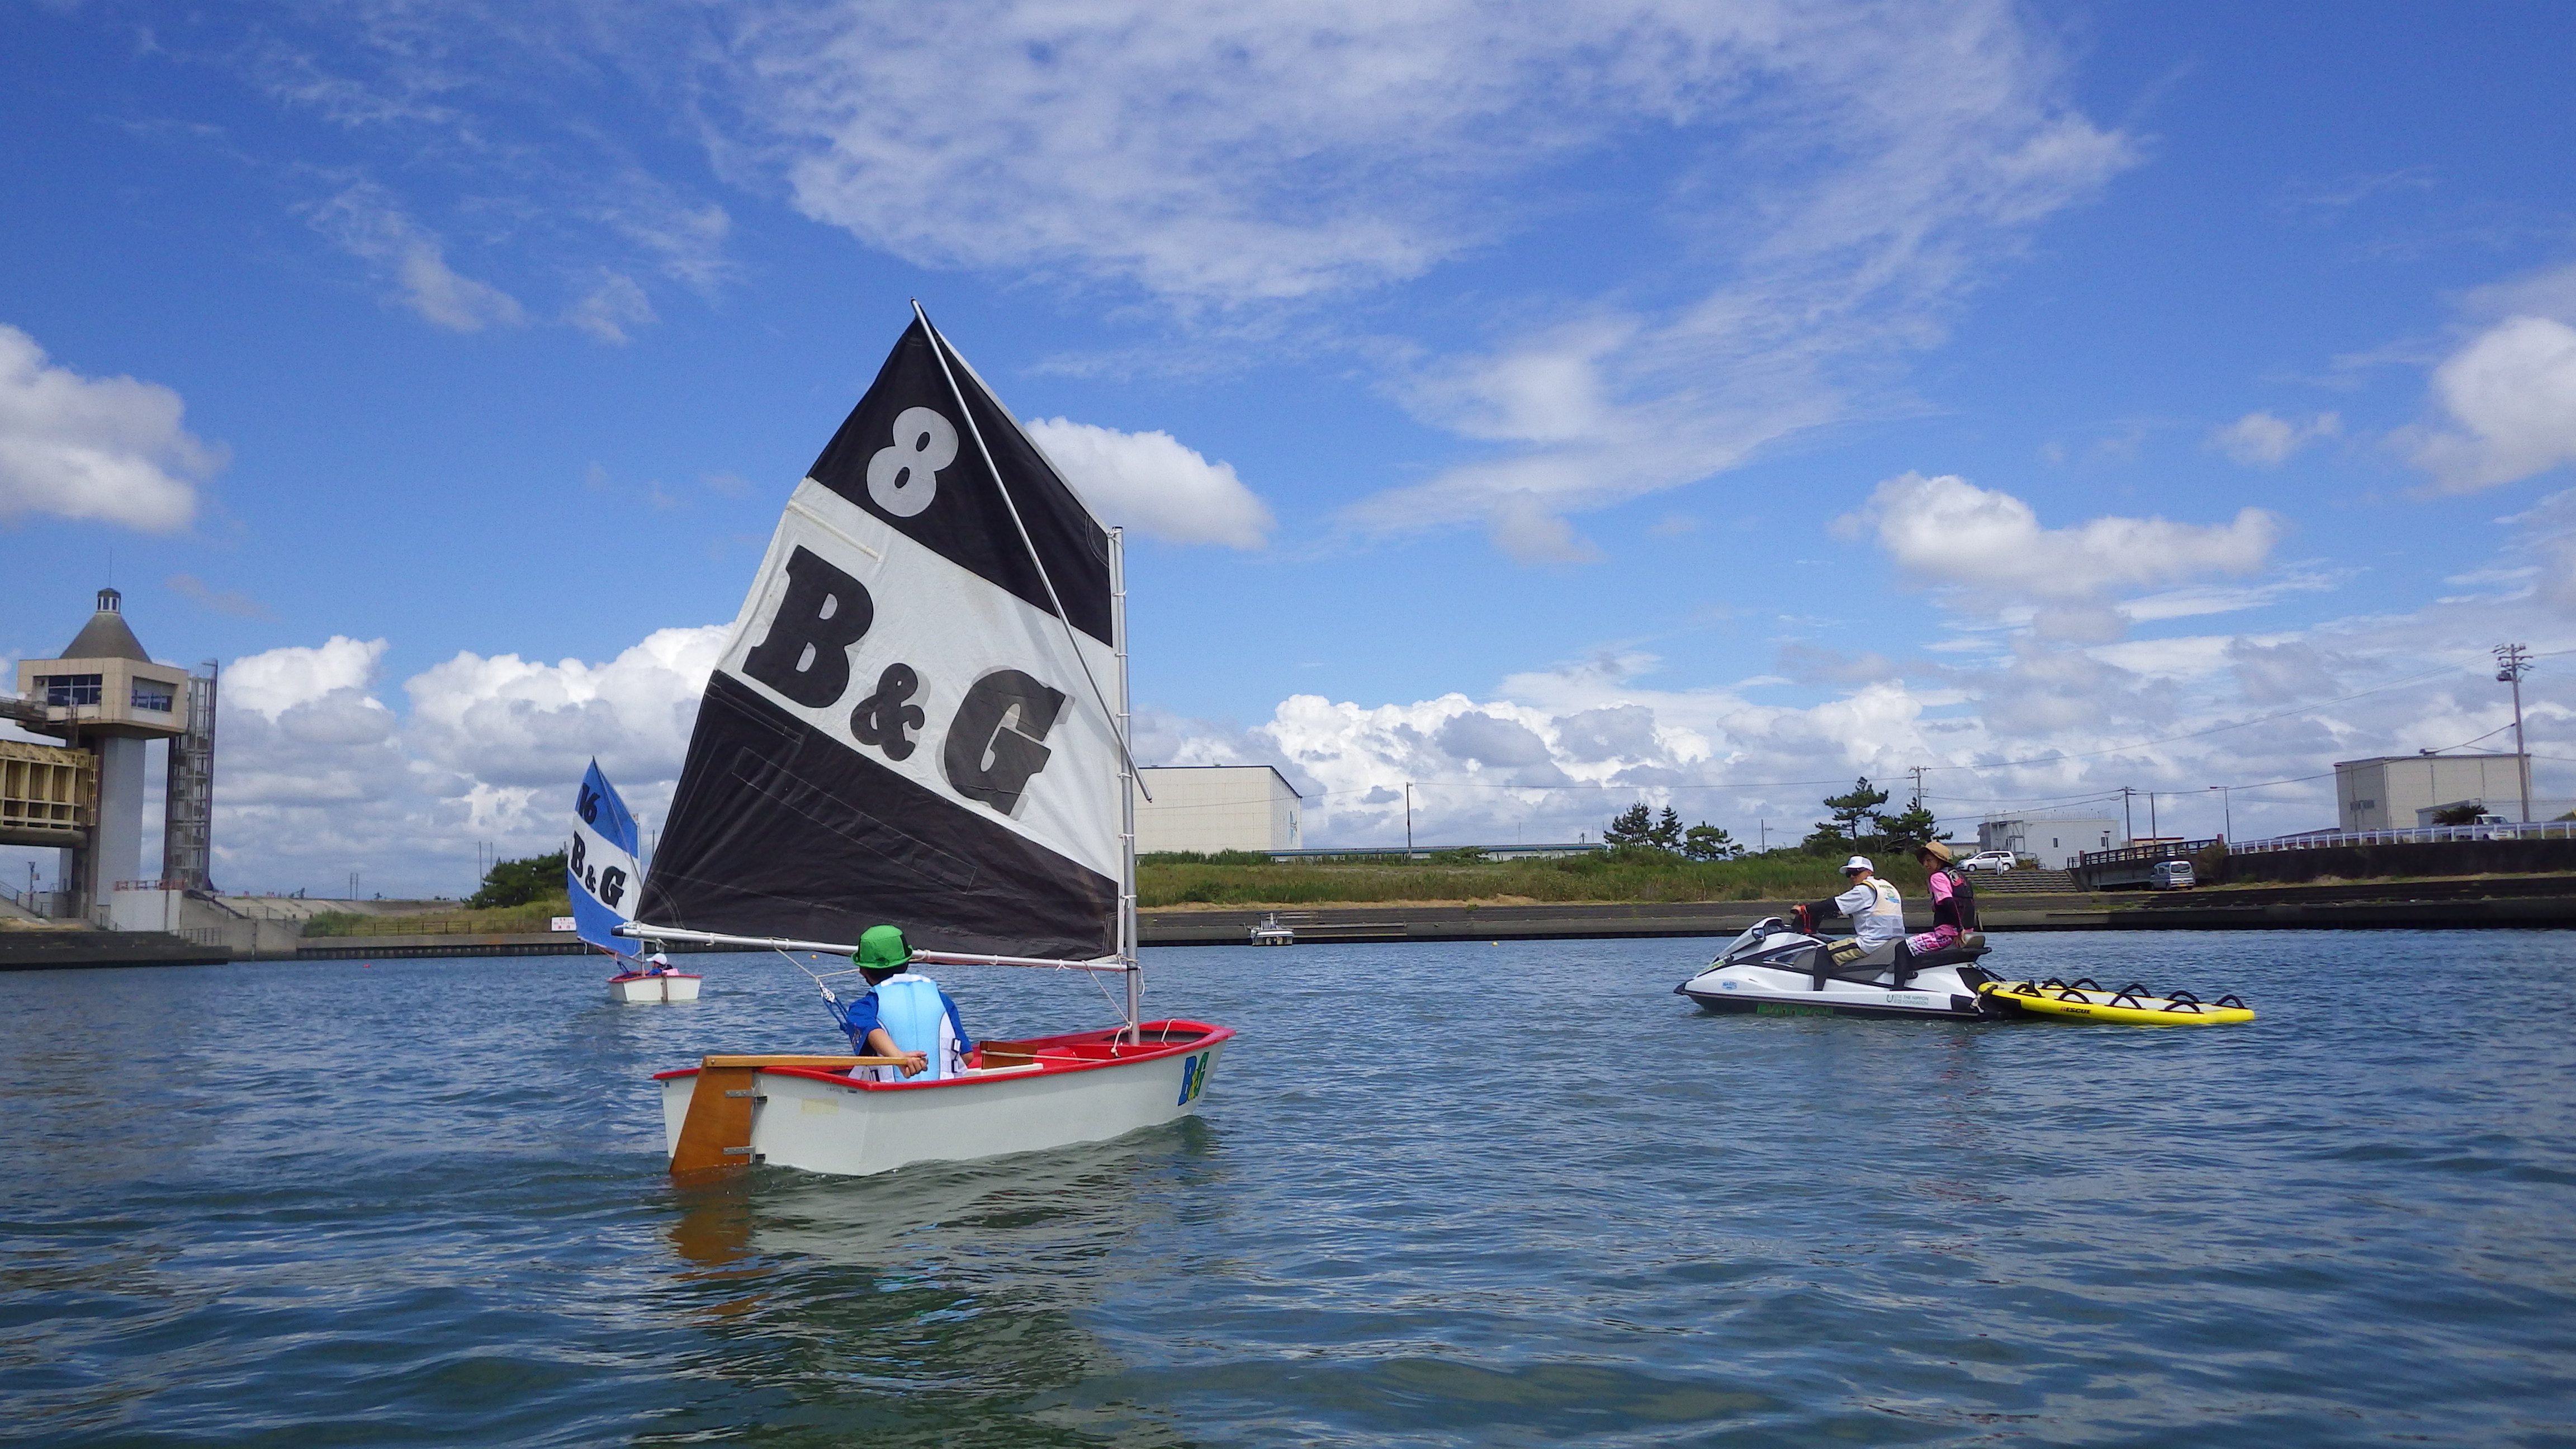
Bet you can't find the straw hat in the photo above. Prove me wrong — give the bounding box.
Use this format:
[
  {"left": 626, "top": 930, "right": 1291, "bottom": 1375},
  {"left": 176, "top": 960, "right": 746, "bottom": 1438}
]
[{"left": 1917, "top": 840, "right": 1954, "bottom": 865}]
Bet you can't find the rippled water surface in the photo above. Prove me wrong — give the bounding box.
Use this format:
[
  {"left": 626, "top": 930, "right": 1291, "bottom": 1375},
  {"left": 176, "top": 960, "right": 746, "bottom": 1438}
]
[{"left": 6, "top": 931, "right": 2574, "bottom": 1446}]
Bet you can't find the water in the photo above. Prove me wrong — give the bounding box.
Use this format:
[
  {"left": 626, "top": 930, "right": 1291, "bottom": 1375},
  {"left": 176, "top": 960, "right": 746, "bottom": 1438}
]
[{"left": 4, "top": 931, "right": 2573, "bottom": 1447}]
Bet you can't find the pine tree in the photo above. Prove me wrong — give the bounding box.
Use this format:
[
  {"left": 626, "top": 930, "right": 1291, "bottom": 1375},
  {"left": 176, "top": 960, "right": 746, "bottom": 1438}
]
[
  {"left": 1816, "top": 777, "right": 1890, "bottom": 845},
  {"left": 1876, "top": 801, "right": 1945, "bottom": 853},
  {"left": 1604, "top": 801, "right": 1654, "bottom": 848},
  {"left": 1649, "top": 806, "right": 1684, "bottom": 851},
  {"left": 1681, "top": 823, "right": 1742, "bottom": 860}
]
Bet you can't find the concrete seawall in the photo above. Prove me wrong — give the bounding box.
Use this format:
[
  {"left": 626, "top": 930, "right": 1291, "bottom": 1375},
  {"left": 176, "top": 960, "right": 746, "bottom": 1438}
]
[{"left": 14, "top": 874, "right": 2575, "bottom": 966}]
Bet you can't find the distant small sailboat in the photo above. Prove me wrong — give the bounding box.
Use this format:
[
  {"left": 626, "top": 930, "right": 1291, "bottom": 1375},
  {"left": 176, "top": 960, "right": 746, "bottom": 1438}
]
[
  {"left": 572, "top": 760, "right": 700, "bottom": 1003},
  {"left": 625, "top": 306, "right": 1229, "bottom": 1177}
]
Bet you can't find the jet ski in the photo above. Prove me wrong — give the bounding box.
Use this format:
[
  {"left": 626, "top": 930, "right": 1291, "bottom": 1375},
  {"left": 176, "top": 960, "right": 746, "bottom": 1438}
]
[{"left": 1674, "top": 916, "right": 2012, "bottom": 1021}]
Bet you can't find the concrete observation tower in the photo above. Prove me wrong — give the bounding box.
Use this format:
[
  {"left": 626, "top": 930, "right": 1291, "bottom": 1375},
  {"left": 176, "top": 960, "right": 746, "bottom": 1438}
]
[{"left": 3, "top": 588, "right": 217, "bottom": 926}]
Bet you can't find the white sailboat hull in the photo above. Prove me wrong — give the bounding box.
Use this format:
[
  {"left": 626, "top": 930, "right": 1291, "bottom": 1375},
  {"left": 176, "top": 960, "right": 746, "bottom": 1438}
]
[
  {"left": 657, "top": 1024, "right": 1228, "bottom": 1177},
  {"left": 610, "top": 973, "right": 703, "bottom": 1003}
]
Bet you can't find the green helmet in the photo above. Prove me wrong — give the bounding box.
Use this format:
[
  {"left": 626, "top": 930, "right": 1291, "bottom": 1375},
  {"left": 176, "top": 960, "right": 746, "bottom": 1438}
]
[{"left": 854, "top": 924, "right": 912, "bottom": 972}]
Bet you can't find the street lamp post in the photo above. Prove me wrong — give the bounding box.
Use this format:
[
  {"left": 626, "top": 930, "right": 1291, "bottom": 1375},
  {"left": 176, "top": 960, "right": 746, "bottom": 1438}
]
[{"left": 2208, "top": 784, "right": 2232, "bottom": 842}]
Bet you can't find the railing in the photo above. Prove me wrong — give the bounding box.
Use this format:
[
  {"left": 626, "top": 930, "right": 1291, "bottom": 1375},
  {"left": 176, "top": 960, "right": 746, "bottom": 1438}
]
[
  {"left": 2077, "top": 839, "right": 2218, "bottom": 869},
  {"left": 0, "top": 880, "right": 70, "bottom": 918},
  {"left": 2230, "top": 820, "right": 2576, "bottom": 853}
]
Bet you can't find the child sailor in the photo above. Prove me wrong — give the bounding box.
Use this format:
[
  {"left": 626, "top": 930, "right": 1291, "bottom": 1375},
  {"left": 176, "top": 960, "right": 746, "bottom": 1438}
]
[{"left": 840, "top": 924, "right": 973, "bottom": 1081}]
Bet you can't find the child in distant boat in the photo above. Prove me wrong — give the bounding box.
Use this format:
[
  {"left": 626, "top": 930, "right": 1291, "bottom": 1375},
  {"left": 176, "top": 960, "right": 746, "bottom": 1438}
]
[{"left": 840, "top": 924, "right": 973, "bottom": 1082}]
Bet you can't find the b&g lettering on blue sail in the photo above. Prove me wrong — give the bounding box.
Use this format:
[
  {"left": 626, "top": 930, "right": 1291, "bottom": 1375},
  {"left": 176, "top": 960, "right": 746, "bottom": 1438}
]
[{"left": 569, "top": 759, "right": 645, "bottom": 957}]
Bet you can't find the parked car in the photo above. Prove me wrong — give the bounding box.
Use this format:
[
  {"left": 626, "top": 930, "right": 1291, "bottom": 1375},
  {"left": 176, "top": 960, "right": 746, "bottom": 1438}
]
[
  {"left": 1962, "top": 850, "right": 2019, "bottom": 873},
  {"left": 2149, "top": 860, "right": 2196, "bottom": 890}
]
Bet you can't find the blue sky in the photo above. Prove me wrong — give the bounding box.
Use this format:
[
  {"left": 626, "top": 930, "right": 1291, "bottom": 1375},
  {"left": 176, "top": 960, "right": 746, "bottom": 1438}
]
[{"left": 5, "top": 0, "right": 2574, "bottom": 894}]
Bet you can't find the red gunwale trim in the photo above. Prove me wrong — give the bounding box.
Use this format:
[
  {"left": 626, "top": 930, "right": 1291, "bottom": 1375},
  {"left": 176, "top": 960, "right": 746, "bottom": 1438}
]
[{"left": 651, "top": 1019, "right": 1233, "bottom": 1086}]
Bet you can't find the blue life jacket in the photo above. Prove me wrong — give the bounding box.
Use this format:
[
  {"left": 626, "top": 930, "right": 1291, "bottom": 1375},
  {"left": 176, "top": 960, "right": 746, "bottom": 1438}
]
[{"left": 871, "top": 975, "right": 958, "bottom": 1081}]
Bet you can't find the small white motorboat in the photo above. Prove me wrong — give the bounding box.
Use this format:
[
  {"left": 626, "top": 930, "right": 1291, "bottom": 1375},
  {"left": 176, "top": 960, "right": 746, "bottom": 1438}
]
[
  {"left": 624, "top": 306, "right": 1233, "bottom": 1177},
  {"left": 1249, "top": 913, "right": 1294, "bottom": 946}
]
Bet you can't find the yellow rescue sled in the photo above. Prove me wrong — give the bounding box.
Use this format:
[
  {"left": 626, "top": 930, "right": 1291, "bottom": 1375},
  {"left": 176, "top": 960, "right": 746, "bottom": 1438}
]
[{"left": 1980, "top": 977, "right": 2255, "bottom": 1026}]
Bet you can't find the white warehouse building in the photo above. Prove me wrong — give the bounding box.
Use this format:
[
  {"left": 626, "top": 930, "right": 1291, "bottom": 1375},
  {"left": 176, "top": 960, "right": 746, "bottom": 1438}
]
[
  {"left": 1135, "top": 765, "right": 1303, "bottom": 854},
  {"left": 1978, "top": 817, "right": 2125, "bottom": 870},
  {"left": 2335, "top": 752, "right": 2532, "bottom": 830}
]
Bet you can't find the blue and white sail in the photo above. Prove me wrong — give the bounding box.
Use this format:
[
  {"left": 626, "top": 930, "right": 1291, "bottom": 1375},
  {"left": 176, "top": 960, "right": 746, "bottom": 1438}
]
[{"left": 570, "top": 760, "right": 645, "bottom": 958}]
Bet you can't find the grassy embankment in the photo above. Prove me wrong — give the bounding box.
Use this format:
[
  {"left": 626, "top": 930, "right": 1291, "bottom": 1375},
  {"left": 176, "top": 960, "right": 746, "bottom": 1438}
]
[
  {"left": 301, "top": 854, "right": 1940, "bottom": 930},
  {"left": 301, "top": 894, "right": 575, "bottom": 937},
  {"left": 1138, "top": 850, "right": 1928, "bottom": 909}
]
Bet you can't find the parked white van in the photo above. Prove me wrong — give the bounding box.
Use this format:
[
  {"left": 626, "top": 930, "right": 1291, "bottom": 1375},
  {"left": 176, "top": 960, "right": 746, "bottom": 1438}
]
[{"left": 2149, "top": 860, "right": 2196, "bottom": 890}]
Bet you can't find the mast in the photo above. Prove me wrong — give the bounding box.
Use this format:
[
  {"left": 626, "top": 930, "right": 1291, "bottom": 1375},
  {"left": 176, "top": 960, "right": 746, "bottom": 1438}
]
[{"left": 1114, "top": 525, "right": 1142, "bottom": 1042}]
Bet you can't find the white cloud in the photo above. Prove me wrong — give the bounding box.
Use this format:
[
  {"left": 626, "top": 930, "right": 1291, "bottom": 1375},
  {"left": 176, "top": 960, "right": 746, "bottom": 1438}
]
[
  {"left": 201, "top": 628, "right": 727, "bottom": 896},
  {"left": 0, "top": 324, "right": 215, "bottom": 531},
  {"left": 2406, "top": 315, "right": 2576, "bottom": 493},
  {"left": 565, "top": 272, "right": 656, "bottom": 344},
  {"left": 2211, "top": 410, "right": 2340, "bottom": 465},
  {"left": 224, "top": 636, "right": 389, "bottom": 718},
  {"left": 1317, "top": 3, "right": 2133, "bottom": 553},
  {"left": 401, "top": 626, "right": 728, "bottom": 789},
  {"left": 1024, "top": 417, "right": 1272, "bottom": 549},
  {"left": 1487, "top": 491, "right": 1605, "bottom": 565},
  {"left": 1846, "top": 473, "right": 2280, "bottom": 639},
  {"left": 306, "top": 183, "right": 526, "bottom": 332}
]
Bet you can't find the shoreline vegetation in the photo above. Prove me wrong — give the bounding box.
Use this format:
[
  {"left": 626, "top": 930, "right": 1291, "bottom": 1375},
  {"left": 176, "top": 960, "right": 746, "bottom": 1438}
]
[
  {"left": 1135, "top": 850, "right": 1931, "bottom": 909},
  {"left": 301, "top": 894, "right": 572, "bottom": 938}
]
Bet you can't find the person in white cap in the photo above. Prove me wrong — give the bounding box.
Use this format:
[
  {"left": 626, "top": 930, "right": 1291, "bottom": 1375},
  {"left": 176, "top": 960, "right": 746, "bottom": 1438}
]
[{"left": 1793, "top": 855, "right": 1907, "bottom": 964}]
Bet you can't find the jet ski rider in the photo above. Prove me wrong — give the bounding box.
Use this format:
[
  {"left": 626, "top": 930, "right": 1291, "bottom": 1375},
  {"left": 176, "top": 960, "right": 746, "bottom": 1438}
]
[
  {"left": 1905, "top": 840, "right": 1980, "bottom": 959},
  {"left": 839, "top": 924, "right": 974, "bottom": 1082},
  {"left": 1793, "top": 855, "right": 1907, "bottom": 969}
]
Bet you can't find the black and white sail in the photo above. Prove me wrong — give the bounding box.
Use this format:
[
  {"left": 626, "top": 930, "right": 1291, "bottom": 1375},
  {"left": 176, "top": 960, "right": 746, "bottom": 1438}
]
[{"left": 637, "top": 315, "right": 1123, "bottom": 962}]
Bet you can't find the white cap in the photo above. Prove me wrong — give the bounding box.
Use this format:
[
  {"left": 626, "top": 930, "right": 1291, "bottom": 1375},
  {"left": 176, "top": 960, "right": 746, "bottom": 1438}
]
[
  {"left": 1843, "top": 856, "right": 1874, "bottom": 873},
  {"left": 648, "top": 951, "right": 669, "bottom": 965}
]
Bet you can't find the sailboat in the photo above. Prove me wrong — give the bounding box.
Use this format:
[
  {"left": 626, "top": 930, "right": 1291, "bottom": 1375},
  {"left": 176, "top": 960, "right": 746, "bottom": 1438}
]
[
  {"left": 573, "top": 759, "right": 702, "bottom": 1002},
  {"left": 624, "top": 306, "right": 1231, "bottom": 1177}
]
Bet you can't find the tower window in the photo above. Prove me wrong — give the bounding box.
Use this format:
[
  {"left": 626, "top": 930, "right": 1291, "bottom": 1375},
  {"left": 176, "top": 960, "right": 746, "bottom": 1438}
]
[
  {"left": 131, "top": 684, "right": 174, "bottom": 712},
  {"left": 36, "top": 674, "right": 103, "bottom": 707}
]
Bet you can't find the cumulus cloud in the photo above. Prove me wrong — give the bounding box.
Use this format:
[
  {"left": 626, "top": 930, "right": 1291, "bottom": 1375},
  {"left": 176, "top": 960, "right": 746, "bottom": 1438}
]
[
  {"left": 1023, "top": 417, "right": 1272, "bottom": 548},
  {"left": 2212, "top": 410, "right": 2340, "bottom": 465},
  {"left": 1845, "top": 473, "right": 2280, "bottom": 638},
  {"left": 1434, "top": 711, "right": 1554, "bottom": 768},
  {"left": 306, "top": 183, "right": 526, "bottom": 332},
  {"left": 2406, "top": 315, "right": 2576, "bottom": 493},
  {"left": 0, "top": 324, "right": 216, "bottom": 531},
  {"left": 401, "top": 626, "right": 727, "bottom": 788},
  {"left": 224, "top": 636, "right": 389, "bottom": 718},
  {"left": 197, "top": 628, "right": 729, "bottom": 895}
]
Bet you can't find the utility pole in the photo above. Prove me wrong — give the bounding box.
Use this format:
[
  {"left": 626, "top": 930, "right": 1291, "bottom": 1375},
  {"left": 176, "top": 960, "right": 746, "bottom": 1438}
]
[
  {"left": 1404, "top": 782, "right": 1414, "bottom": 857},
  {"left": 2148, "top": 792, "right": 2158, "bottom": 840},
  {"left": 2119, "top": 787, "right": 2135, "bottom": 842},
  {"left": 2497, "top": 643, "right": 2534, "bottom": 823},
  {"left": 1759, "top": 818, "right": 1768, "bottom": 852},
  {"left": 2208, "top": 784, "right": 2232, "bottom": 842}
]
